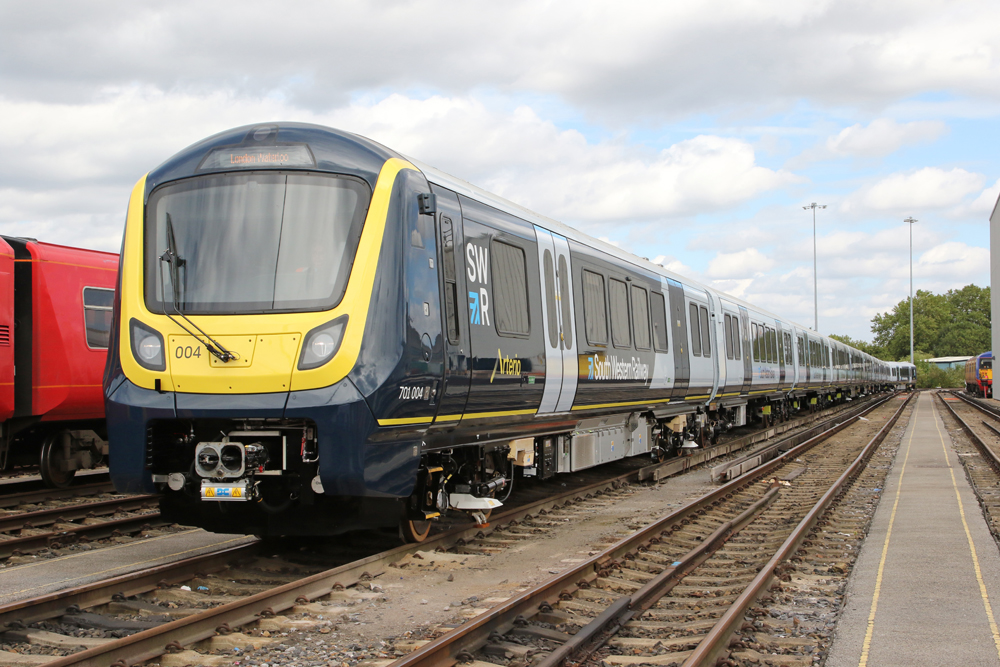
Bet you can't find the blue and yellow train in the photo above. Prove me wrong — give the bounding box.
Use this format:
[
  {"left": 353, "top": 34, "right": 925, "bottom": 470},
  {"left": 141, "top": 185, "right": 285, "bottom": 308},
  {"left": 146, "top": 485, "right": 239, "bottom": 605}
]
[{"left": 105, "top": 123, "right": 902, "bottom": 541}]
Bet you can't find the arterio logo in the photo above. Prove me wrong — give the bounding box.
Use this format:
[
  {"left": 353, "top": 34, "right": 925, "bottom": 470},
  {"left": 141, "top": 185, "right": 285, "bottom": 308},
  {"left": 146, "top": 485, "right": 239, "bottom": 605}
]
[{"left": 586, "top": 353, "right": 649, "bottom": 382}]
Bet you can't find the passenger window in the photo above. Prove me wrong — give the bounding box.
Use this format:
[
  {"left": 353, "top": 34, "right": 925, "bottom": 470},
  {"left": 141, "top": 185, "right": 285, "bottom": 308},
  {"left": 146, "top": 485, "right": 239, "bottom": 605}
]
[
  {"left": 751, "top": 322, "right": 759, "bottom": 361},
  {"left": 83, "top": 287, "right": 114, "bottom": 349},
  {"left": 650, "top": 292, "right": 668, "bottom": 352},
  {"left": 490, "top": 240, "right": 530, "bottom": 336},
  {"left": 724, "top": 314, "right": 733, "bottom": 359},
  {"left": 609, "top": 279, "right": 631, "bottom": 348},
  {"left": 558, "top": 255, "right": 573, "bottom": 348},
  {"left": 732, "top": 317, "right": 741, "bottom": 360},
  {"left": 700, "top": 306, "right": 711, "bottom": 358},
  {"left": 631, "top": 285, "right": 650, "bottom": 350},
  {"left": 582, "top": 270, "right": 608, "bottom": 346},
  {"left": 690, "top": 303, "right": 702, "bottom": 356},
  {"left": 543, "top": 250, "right": 558, "bottom": 348}
]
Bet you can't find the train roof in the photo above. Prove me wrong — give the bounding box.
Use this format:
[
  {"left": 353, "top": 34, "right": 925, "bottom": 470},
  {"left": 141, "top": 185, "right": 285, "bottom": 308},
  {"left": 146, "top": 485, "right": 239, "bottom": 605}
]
[
  {"left": 144, "top": 123, "right": 395, "bottom": 198},
  {"left": 145, "top": 122, "right": 891, "bottom": 365}
]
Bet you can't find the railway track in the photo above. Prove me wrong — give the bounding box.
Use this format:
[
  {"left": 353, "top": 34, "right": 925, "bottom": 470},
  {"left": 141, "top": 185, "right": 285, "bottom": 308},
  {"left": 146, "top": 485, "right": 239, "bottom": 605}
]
[
  {"left": 0, "top": 473, "right": 111, "bottom": 502},
  {"left": 0, "top": 393, "right": 895, "bottom": 666},
  {"left": 386, "top": 392, "right": 912, "bottom": 667},
  {"left": 936, "top": 390, "right": 1000, "bottom": 541}
]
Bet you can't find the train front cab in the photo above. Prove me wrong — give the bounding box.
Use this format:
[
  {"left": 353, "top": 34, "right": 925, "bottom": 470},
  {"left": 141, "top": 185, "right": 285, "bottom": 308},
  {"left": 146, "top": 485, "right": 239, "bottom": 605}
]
[
  {"left": 965, "top": 352, "right": 992, "bottom": 398},
  {"left": 103, "top": 125, "right": 441, "bottom": 537}
]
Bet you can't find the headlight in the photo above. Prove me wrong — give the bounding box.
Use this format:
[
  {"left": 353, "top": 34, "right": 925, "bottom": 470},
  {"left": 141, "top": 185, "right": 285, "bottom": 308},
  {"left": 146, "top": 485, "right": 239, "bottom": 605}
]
[
  {"left": 298, "top": 315, "right": 347, "bottom": 370},
  {"left": 130, "top": 319, "right": 165, "bottom": 371}
]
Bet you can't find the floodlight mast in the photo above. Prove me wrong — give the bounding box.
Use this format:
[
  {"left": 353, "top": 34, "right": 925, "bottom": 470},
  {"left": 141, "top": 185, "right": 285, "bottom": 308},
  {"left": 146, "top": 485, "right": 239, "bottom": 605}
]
[
  {"left": 803, "top": 203, "right": 827, "bottom": 331},
  {"left": 905, "top": 216, "right": 917, "bottom": 365}
]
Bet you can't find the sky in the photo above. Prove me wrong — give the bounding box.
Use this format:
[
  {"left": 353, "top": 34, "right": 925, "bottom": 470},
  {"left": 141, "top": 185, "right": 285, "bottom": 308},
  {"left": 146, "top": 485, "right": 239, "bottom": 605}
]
[{"left": 0, "top": 1, "right": 996, "bottom": 342}]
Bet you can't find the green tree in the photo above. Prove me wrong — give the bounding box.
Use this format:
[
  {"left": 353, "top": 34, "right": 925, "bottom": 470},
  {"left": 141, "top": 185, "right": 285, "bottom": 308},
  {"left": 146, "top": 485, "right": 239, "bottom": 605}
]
[
  {"left": 937, "top": 285, "right": 992, "bottom": 355},
  {"left": 869, "top": 285, "right": 990, "bottom": 359},
  {"left": 870, "top": 289, "right": 949, "bottom": 359}
]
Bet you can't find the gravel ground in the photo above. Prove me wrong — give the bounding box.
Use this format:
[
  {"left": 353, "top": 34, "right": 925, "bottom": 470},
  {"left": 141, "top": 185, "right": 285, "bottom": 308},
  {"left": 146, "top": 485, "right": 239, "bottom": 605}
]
[{"left": 148, "top": 467, "right": 719, "bottom": 667}]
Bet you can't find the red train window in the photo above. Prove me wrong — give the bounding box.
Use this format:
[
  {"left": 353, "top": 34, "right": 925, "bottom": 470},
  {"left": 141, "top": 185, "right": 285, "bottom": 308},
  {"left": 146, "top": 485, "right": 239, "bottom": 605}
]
[{"left": 83, "top": 287, "right": 114, "bottom": 349}]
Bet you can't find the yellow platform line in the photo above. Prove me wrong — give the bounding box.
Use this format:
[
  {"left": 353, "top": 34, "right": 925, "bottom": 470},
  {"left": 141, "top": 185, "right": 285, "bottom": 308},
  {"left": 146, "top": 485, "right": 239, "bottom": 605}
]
[
  {"left": 858, "top": 402, "right": 915, "bottom": 667},
  {"left": 935, "top": 404, "right": 1000, "bottom": 660}
]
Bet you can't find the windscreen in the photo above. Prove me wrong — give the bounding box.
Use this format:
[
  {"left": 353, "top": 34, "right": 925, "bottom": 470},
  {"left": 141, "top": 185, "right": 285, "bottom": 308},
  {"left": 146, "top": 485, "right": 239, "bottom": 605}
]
[{"left": 145, "top": 172, "right": 370, "bottom": 314}]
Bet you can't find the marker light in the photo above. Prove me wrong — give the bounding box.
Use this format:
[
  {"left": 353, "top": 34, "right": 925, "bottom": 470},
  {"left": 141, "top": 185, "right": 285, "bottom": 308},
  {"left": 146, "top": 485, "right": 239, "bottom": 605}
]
[
  {"left": 130, "top": 319, "right": 166, "bottom": 371},
  {"left": 299, "top": 315, "right": 347, "bottom": 370}
]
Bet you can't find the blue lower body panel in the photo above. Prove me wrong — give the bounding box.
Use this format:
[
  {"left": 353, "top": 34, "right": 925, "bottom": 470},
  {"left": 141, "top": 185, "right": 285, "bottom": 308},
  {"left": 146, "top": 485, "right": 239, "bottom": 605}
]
[{"left": 105, "top": 374, "right": 422, "bottom": 536}]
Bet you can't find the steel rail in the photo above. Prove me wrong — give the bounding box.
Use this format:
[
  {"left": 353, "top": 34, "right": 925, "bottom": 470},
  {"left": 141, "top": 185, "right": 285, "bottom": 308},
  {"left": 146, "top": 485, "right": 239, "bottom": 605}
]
[
  {"left": 0, "top": 542, "right": 260, "bottom": 629},
  {"left": 383, "top": 392, "right": 899, "bottom": 667},
  {"left": 949, "top": 390, "right": 1000, "bottom": 420},
  {"left": 534, "top": 485, "right": 783, "bottom": 667},
  {"left": 0, "top": 471, "right": 111, "bottom": 498},
  {"left": 938, "top": 391, "right": 1000, "bottom": 474},
  {"left": 681, "top": 391, "right": 914, "bottom": 667},
  {"left": 0, "top": 495, "right": 156, "bottom": 534},
  {"left": 0, "top": 513, "right": 164, "bottom": 559},
  {"left": 8, "top": 393, "right": 891, "bottom": 667},
  {"left": 0, "top": 482, "right": 115, "bottom": 509}
]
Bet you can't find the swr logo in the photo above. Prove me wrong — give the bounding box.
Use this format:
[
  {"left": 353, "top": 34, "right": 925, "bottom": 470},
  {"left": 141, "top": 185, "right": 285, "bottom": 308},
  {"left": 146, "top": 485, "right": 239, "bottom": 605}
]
[{"left": 466, "top": 243, "right": 490, "bottom": 326}]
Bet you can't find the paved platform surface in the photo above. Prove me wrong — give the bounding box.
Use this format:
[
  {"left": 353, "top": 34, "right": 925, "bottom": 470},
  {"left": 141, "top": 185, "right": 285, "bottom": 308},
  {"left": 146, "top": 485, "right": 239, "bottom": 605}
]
[
  {"left": 829, "top": 392, "right": 1000, "bottom": 666},
  {"left": 0, "top": 528, "right": 255, "bottom": 605}
]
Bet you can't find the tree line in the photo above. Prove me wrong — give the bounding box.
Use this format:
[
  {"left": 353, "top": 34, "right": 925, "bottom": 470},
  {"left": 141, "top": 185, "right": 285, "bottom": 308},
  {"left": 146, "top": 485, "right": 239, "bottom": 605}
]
[{"left": 829, "top": 284, "right": 990, "bottom": 388}]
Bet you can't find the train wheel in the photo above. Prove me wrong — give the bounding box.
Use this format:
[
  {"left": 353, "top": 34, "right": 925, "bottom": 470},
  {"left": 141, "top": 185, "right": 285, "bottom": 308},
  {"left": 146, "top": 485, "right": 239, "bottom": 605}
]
[
  {"left": 40, "top": 432, "right": 75, "bottom": 488},
  {"left": 400, "top": 518, "right": 432, "bottom": 543}
]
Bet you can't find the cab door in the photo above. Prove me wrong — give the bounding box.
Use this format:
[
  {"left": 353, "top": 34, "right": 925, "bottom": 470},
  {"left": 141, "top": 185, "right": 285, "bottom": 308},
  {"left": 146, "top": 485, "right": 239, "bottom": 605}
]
[
  {"left": 534, "top": 227, "right": 578, "bottom": 414},
  {"left": 429, "top": 186, "right": 471, "bottom": 424}
]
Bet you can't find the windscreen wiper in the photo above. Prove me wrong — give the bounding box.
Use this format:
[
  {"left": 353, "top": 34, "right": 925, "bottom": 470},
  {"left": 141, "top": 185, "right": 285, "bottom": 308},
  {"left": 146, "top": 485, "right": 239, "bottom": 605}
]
[{"left": 158, "top": 213, "right": 238, "bottom": 364}]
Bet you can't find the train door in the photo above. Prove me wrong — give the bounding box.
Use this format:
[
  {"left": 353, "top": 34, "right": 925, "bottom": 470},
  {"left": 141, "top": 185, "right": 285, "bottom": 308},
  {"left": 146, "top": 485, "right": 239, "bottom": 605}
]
[
  {"left": 648, "top": 276, "right": 675, "bottom": 394},
  {"left": 706, "top": 290, "right": 725, "bottom": 403},
  {"left": 775, "top": 321, "right": 786, "bottom": 386},
  {"left": 667, "top": 280, "right": 690, "bottom": 398},
  {"left": 684, "top": 286, "right": 713, "bottom": 396},
  {"left": 534, "top": 227, "right": 578, "bottom": 414},
  {"left": 429, "top": 186, "right": 471, "bottom": 424},
  {"left": 459, "top": 204, "right": 545, "bottom": 419},
  {"left": 739, "top": 307, "right": 752, "bottom": 396}
]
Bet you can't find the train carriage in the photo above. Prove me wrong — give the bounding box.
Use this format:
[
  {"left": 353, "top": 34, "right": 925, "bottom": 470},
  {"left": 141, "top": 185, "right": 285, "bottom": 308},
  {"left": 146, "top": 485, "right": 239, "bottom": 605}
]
[
  {"left": 0, "top": 237, "right": 118, "bottom": 485},
  {"left": 104, "top": 123, "right": 899, "bottom": 540},
  {"left": 965, "top": 352, "right": 992, "bottom": 398}
]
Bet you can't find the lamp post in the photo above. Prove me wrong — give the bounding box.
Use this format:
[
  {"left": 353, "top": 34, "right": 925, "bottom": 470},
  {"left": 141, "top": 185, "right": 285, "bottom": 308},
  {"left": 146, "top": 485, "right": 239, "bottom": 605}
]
[
  {"left": 803, "top": 203, "right": 827, "bottom": 331},
  {"left": 905, "top": 217, "right": 917, "bottom": 364}
]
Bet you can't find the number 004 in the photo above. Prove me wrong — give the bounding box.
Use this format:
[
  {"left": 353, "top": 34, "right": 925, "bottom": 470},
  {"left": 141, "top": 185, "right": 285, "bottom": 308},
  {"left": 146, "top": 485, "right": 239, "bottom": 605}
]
[{"left": 175, "top": 346, "right": 203, "bottom": 359}]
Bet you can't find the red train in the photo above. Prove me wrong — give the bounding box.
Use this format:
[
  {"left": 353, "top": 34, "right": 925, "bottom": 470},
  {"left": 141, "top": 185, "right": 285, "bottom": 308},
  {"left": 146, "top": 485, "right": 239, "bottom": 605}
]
[
  {"left": 965, "top": 352, "right": 993, "bottom": 398},
  {"left": 0, "top": 237, "right": 118, "bottom": 486}
]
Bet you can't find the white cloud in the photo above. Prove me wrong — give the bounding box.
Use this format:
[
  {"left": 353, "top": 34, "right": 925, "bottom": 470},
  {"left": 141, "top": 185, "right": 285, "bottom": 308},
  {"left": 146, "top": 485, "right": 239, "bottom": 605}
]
[
  {"left": 652, "top": 255, "right": 694, "bottom": 276},
  {"left": 825, "top": 118, "right": 946, "bottom": 158},
  {"left": 967, "top": 177, "right": 1000, "bottom": 215},
  {"left": 844, "top": 167, "right": 985, "bottom": 212},
  {"left": 917, "top": 241, "right": 990, "bottom": 280},
  {"left": 7, "top": 2, "right": 1000, "bottom": 120},
  {"left": 0, "top": 89, "right": 798, "bottom": 250},
  {"left": 707, "top": 248, "right": 775, "bottom": 279}
]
